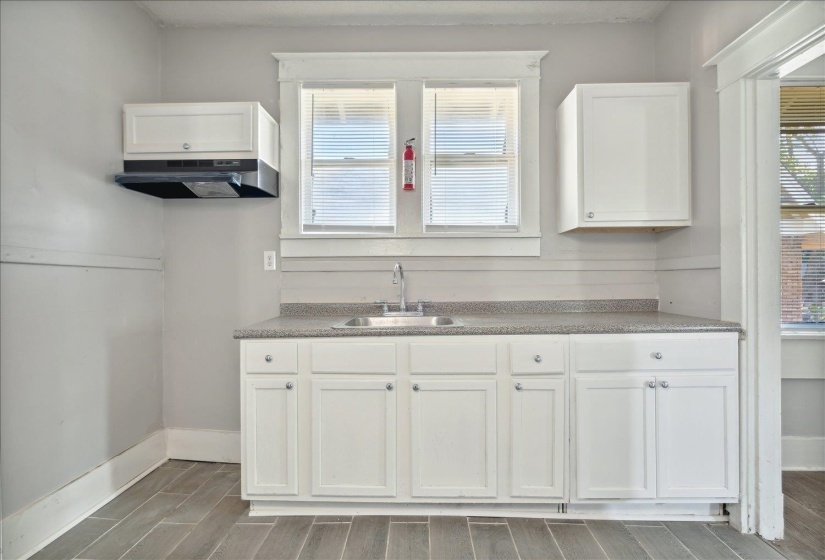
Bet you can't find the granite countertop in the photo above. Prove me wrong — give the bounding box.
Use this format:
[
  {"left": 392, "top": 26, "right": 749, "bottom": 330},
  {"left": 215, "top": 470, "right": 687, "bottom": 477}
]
[{"left": 233, "top": 300, "right": 742, "bottom": 339}]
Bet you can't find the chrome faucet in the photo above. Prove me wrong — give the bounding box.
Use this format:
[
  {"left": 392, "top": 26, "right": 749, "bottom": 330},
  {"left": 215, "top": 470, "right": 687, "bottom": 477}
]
[{"left": 393, "top": 262, "right": 407, "bottom": 312}]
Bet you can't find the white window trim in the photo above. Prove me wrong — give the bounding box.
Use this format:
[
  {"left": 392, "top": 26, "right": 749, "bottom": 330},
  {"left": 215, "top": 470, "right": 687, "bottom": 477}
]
[{"left": 274, "top": 51, "right": 546, "bottom": 258}]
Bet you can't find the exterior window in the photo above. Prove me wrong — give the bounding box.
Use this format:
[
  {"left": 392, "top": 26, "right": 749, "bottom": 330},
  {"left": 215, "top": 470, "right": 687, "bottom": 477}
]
[
  {"left": 300, "top": 85, "right": 396, "bottom": 232},
  {"left": 780, "top": 85, "right": 824, "bottom": 326},
  {"left": 422, "top": 84, "right": 520, "bottom": 232}
]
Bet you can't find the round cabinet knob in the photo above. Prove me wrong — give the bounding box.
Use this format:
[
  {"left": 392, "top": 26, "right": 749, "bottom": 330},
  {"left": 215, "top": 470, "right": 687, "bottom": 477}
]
[
  {"left": 534, "top": 355, "right": 542, "bottom": 363},
  {"left": 285, "top": 382, "right": 294, "bottom": 390},
  {"left": 648, "top": 381, "right": 656, "bottom": 389},
  {"left": 654, "top": 352, "right": 663, "bottom": 360},
  {"left": 661, "top": 381, "right": 669, "bottom": 388},
  {"left": 515, "top": 383, "right": 523, "bottom": 391},
  {"left": 587, "top": 212, "right": 595, "bottom": 219},
  {"left": 412, "top": 384, "right": 420, "bottom": 392},
  {"left": 265, "top": 355, "right": 273, "bottom": 363},
  {"left": 183, "top": 143, "right": 191, "bottom": 150},
  {"left": 386, "top": 383, "right": 394, "bottom": 391}
]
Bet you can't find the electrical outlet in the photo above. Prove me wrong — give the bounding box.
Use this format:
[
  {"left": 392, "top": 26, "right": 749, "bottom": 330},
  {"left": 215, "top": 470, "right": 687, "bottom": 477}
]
[{"left": 264, "top": 251, "right": 277, "bottom": 271}]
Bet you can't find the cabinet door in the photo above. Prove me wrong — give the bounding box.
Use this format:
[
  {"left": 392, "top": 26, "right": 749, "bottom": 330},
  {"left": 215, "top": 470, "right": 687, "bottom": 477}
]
[
  {"left": 656, "top": 375, "right": 738, "bottom": 498},
  {"left": 124, "top": 103, "right": 254, "bottom": 154},
  {"left": 575, "top": 376, "right": 656, "bottom": 499},
  {"left": 312, "top": 380, "right": 397, "bottom": 497},
  {"left": 411, "top": 380, "right": 497, "bottom": 498},
  {"left": 581, "top": 84, "right": 689, "bottom": 224},
  {"left": 244, "top": 377, "right": 298, "bottom": 495},
  {"left": 511, "top": 379, "right": 565, "bottom": 498}
]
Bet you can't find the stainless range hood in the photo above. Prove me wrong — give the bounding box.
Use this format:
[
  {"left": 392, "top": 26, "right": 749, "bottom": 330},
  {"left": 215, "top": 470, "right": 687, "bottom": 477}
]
[{"left": 115, "top": 158, "right": 278, "bottom": 199}]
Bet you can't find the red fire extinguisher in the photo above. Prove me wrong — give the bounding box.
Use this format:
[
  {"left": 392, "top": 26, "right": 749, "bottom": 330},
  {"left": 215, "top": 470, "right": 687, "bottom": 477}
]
[{"left": 403, "top": 138, "right": 415, "bottom": 191}]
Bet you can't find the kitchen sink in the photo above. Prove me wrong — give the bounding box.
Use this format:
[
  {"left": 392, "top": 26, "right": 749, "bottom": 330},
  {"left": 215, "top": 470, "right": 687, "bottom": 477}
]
[{"left": 332, "top": 316, "right": 464, "bottom": 329}]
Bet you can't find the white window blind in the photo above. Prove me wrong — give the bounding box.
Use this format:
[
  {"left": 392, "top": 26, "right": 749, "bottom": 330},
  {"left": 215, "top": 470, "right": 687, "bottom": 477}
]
[
  {"left": 780, "top": 86, "right": 824, "bottom": 325},
  {"left": 422, "top": 84, "right": 519, "bottom": 232},
  {"left": 301, "top": 85, "right": 396, "bottom": 232}
]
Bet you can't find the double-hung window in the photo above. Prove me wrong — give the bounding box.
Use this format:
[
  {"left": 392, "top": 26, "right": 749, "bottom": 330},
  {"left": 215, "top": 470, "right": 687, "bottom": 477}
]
[
  {"left": 300, "top": 85, "right": 396, "bottom": 233},
  {"left": 422, "top": 83, "right": 519, "bottom": 232},
  {"left": 779, "top": 85, "right": 824, "bottom": 327},
  {"left": 277, "top": 52, "right": 544, "bottom": 257}
]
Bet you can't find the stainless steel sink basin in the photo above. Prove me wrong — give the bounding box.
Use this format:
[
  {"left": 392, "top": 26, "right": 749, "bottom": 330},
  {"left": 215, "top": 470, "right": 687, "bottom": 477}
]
[{"left": 333, "top": 316, "right": 464, "bottom": 329}]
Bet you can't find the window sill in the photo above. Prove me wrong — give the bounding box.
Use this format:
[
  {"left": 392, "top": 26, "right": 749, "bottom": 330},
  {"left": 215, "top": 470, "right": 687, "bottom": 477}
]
[
  {"left": 280, "top": 234, "right": 540, "bottom": 258},
  {"left": 781, "top": 328, "right": 825, "bottom": 340}
]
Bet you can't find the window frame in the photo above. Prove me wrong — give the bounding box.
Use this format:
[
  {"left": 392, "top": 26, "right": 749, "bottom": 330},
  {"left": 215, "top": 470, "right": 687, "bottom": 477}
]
[{"left": 274, "top": 52, "right": 545, "bottom": 258}]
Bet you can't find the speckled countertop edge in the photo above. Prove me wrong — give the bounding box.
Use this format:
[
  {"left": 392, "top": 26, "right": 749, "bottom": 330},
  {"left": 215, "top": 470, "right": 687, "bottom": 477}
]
[{"left": 234, "top": 302, "right": 743, "bottom": 339}]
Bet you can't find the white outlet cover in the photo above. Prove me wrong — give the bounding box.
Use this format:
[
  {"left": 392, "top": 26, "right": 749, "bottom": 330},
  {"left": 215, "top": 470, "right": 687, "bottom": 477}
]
[{"left": 264, "top": 251, "right": 277, "bottom": 271}]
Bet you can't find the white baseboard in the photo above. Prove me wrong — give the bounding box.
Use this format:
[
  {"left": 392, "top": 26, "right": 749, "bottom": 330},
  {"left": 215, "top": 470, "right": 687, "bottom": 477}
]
[
  {"left": 166, "top": 428, "right": 240, "bottom": 463},
  {"left": 783, "top": 436, "right": 825, "bottom": 470},
  {"left": 3, "top": 430, "right": 166, "bottom": 560}
]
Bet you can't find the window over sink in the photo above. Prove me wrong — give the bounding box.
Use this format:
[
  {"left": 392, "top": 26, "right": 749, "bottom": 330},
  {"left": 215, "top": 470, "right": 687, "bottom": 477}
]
[{"left": 275, "top": 52, "right": 544, "bottom": 258}]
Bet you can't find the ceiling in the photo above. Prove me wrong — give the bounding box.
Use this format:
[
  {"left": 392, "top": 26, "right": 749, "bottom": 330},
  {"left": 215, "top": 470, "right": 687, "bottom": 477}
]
[{"left": 136, "top": 1, "right": 671, "bottom": 28}]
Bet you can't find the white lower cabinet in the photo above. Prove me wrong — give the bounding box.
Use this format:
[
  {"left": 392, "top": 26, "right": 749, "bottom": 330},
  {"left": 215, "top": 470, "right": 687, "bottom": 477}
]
[
  {"left": 656, "top": 375, "right": 738, "bottom": 498},
  {"left": 311, "top": 379, "right": 397, "bottom": 497},
  {"left": 244, "top": 377, "right": 298, "bottom": 495},
  {"left": 410, "top": 380, "right": 497, "bottom": 498},
  {"left": 575, "top": 376, "right": 656, "bottom": 499},
  {"left": 511, "top": 379, "right": 565, "bottom": 497}
]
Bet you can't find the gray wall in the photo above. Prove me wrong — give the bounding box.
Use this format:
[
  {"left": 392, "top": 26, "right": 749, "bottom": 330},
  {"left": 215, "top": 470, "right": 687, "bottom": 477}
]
[
  {"left": 0, "top": 1, "right": 162, "bottom": 517},
  {"left": 652, "top": 0, "right": 784, "bottom": 319},
  {"left": 159, "top": 23, "right": 660, "bottom": 431}
]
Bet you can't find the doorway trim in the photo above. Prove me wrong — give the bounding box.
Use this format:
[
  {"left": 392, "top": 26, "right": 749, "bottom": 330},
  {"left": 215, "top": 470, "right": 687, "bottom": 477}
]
[{"left": 704, "top": 0, "right": 825, "bottom": 540}]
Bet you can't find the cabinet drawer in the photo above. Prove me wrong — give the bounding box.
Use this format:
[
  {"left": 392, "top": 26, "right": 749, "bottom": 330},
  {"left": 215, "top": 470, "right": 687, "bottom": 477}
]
[
  {"left": 409, "top": 343, "right": 497, "bottom": 374},
  {"left": 311, "top": 343, "right": 396, "bottom": 374},
  {"left": 574, "top": 336, "right": 737, "bottom": 372},
  {"left": 510, "top": 341, "right": 565, "bottom": 375},
  {"left": 245, "top": 342, "right": 298, "bottom": 374},
  {"left": 124, "top": 103, "right": 254, "bottom": 155}
]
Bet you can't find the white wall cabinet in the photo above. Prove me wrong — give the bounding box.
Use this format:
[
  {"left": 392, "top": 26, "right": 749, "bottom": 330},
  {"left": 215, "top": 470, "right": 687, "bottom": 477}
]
[
  {"left": 511, "top": 379, "right": 565, "bottom": 497},
  {"left": 123, "top": 102, "right": 279, "bottom": 168},
  {"left": 410, "top": 380, "right": 497, "bottom": 498},
  {"left": 240, "top": 332, "right": 737, "bottom": 516},
  {"left": 557, "top": 83, "right": 691, "bottom": 232},
  {"left": 311, "top": 380, "right": 397, "bottom": 497},
  {"left": 244, "top": 377, "right": 298, "bottom": 495}
]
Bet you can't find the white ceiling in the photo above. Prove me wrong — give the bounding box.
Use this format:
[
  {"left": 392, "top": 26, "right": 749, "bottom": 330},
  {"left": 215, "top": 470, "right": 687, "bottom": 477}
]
[{"left": 136, "top": 1, "right": 671, "bottom": 28}]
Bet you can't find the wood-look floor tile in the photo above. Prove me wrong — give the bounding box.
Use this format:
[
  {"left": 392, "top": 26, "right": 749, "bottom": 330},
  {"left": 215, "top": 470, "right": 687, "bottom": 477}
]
[
  {"left": 164, "top": 470, "right": 240, "bottom": 523},
  {"left": 507, "top": 517, "right": 564, "bottom": 560},
  {"left": 254, "top": 516, "right": 314, "bottom": 560},
  {"left": 627, "top": 525, "right": 694, "bottom": 560},
  {"left": 218, "top": 463, "right": 241, "bottom": 473},
  {"left": 78, "top": 493, "right": 187, "bottom": 559},
  {"left": 297, "top": 523, "right": 350, "bottom": 560},
  {"left": 30, "top": 518, "right": 117, "bottom": 560},
  {"left": 209, "top": 523, "right": 272, "bottom": 560},
  {"left": 586, "top": 520, "right": 652, "bottom": 560},
  {"left": 93, "top": 467, "right": 184, "bottom": 520},
  {"left": 120, "top": 522, "right": 194, "bottom": 560},
  {"left": 708, "top": 523, "right": 786, "bottom": 560},
  {"left": 545, "top": 518, "right": 585, "bottom": 524},
  {"left": 314, "top": 515, "right": 352, "bottom": 523},
  {"left": 237, "top": 508, "right": 279, "bottom": 524},
  {"left": 163, "top": 462, "right": 223, "bottom": 494},
  {"left": 770, "top": 495, "right": 825, "bottom": 560},
  {"left": 784, "top": 472, "right": 825, "bottom": 517},
  {"left": 429, "top": 516, "right": 473, "bottom": 560},
  {"left": 468, "top": 516, "right": 507, "bottom": 523},
  {"left": 342, "top": 516, "right": 390, "bottom": 560},
  {"left": 386, "top": 523, "right": 429, "bottom": 560},
  {"left": 165, "top": 460, "right": 199, "bottom": 470},
  {"left": 469, "top": 522, "right": 518, "bottom": 560},
  {"left": 548, "top": 523, "right": 608, "bottom": 560},
  {"left": 390, "top": 516, "right": 427, "bottom": 523},
  {"left": 662, "top": 522, "right": 739, "bottom": 560},
  {"left": 227, "top": 480, "right": 242, "bottom": 496},
  {"left": 167, "top": 495, "right": 249, "bottom": 560},
  {"left": 623, "top": 521, "right": 665, "bottom": 527}
]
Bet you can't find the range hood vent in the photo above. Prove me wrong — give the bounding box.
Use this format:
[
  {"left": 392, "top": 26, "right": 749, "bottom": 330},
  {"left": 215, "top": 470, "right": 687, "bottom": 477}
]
[{"left": 115, "top": 159, "right": 278, "bottom": 199}]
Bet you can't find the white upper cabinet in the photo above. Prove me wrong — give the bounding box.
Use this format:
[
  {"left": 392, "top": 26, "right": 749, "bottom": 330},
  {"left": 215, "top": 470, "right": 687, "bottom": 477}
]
[
  {"left": 123, "top": 102, "right": 279, "bottom": 168},
  {"left": 557, "top": 83, "right": 691, "bottom": 232}
]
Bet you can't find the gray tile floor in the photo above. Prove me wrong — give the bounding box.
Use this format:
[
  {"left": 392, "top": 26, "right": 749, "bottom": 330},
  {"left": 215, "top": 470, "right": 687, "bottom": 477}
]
[{"left": 32, "top": 461, "right": 821, "bottom": 560}]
